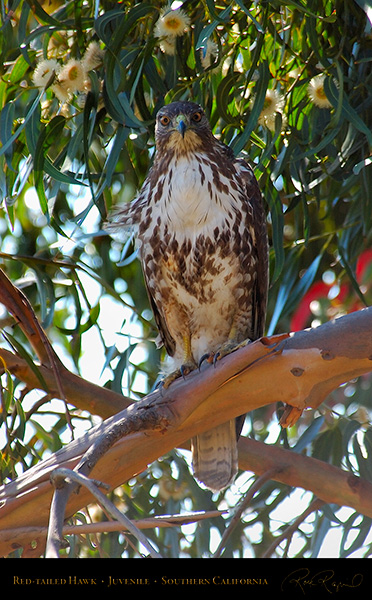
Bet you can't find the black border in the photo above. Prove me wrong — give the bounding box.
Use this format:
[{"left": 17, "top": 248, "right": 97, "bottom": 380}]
[{"left": 3, "top": 557, "right": 370, "bottom": 595}]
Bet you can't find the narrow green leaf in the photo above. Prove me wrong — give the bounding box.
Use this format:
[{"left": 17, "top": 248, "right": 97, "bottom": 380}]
[
  {"left": 129, "top": 57, "right": 145, "bottom": 106},
  {"left": 321, "top": 504, "right": 344, "bottom": 525},
  {"left": 80, "top": 303, "right": 101, "bottom": 334},
  {"left": 7, "top": 53, "right": 34, "bottom": 84},
  {"left": 310, "top": 514, "right": 333, "bottom": 557},
  {"left": 33, "top": 267, "right": 56, "bottom": 329},
  {"left": 83, "top": 90, "right": 98, "bottom": 200},
  {"left": 0, "top": 367, "right": 14, "bottom": 414},
  {"left": 144, "top": 58, "right": 169, "bottom": 97},
  {"left": 340, "top": 514, "right": 371, "bottom": 557},
  {"left": 296, "top": 122, "right": 342, "bottom": 161},
  {"left": 118, "top": 92, "right": 146, "bottom": 129},
  {"left": 354, "top": 0, "right": 372, "bottom": 27},
  {"left": 196, "top": 5, "right": 232, "bottom": 50},
  {"left": 95, "top": 125, "right": 130, "bottom": 198},
  {"left": 112, "top": 344, "right": 137, "bottom": 393},
  {"left": 0, "top": 89, "right": 43, "bottom": 158},
  {"left": 44, "top": 115, "right": 66, "bottom": 146},
  {"left": 232, "top": 61, "right": 270, "bottom": 155},
  {"left": 281, "top": 0, "right": 336, "bottom": 21},
  {"left": 13, "top": 399, "right": 26, "bottom": 441},
  {"left": 94, "top": 8, "right": 124, "bottom": 43},
  {"left": 0, "top": 101, "right": 16, "bottom": 167},
  {"left": 44, "top": 157, "right": 87, "bottom": 187},
  {"left": 267, "top": 252, "right": 298, "bottom": 335},
  {"left": 25, "top": 0, "right": 65, "bottom": 27},
  {"left": 292, "top": 416, "right": 325, "bottom": 453},
  {"left": 103, "top": 61, "right": 126, "bottom": 123},
  {"left": 235, "top": 0, "right": 264, "bottom": 32},
  {"left": 33, "top": 123, "right": 49, "bottom": 215},
  {"left": 205, "top": 0, "right": 231, "bottom": 24},
  {"left": 2, "top": 331, "right": 49, "bottom": 392},
  {"left": 96, "top": 4, "right": 154, "bottom": 47},
  {"left": 324, "top": 76, "right": 372, "bottom": 148},
  {"left": 353, "top": 155, "right": 372, "bottom": 175},
  {"left": 337, "top": 242, "right": 368, "bottom": 306},
  {"left": 265, "top": 181, "right": 284, "bottom": 286},
  {"left": 216, "top": 72, "right": 240, "bottom": 124}
]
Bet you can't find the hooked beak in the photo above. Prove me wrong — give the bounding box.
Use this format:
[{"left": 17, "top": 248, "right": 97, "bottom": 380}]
[{"left": 176, "top": 117, "right": 187, "bottom": 138}]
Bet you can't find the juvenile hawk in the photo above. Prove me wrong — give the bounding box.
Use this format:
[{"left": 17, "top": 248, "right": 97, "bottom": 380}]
[{"left": 108, "top": 101, "right": 269, "bottom": 492}]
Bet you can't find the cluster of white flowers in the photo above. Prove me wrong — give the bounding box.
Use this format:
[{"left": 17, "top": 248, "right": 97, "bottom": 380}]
[
  {"left": 154, "top": 5, "right": 190, "bottom": 55},
  {"left": 32, "top": 41, "right": 104, "bottom": 103},
  {"left": 31, "top": 3, "right": 334, "bottom": 129},
  {"left": 307, "top": 74, "right": 332, "bottom": 109},
  {"left": 258, "top": 89, "right": 286, "bottom": 132},
  {"left": 154, "top": 5, "right": 218, "bottom": 67},
  {"left": 257, "top": 73, "right": 333, "bottom": 133}
]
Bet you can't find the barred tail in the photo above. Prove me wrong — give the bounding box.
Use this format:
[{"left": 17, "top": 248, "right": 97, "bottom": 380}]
[{"left": 191, "top": 420, "right": 238, "bottom": 492}]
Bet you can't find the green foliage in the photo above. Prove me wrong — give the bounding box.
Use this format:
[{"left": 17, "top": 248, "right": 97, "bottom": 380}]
[{"left": 1, "top": 0, "right": 372, "bottom": 558}]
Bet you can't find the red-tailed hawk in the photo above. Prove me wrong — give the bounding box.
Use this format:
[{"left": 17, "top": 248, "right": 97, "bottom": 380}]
[{"left": 107, "top": 101, "right": 269, "bottom": 491}]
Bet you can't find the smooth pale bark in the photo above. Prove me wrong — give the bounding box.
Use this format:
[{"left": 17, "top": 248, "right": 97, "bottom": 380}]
[{"left": 0, "top": 307, "right": 372, "bottom": 557}]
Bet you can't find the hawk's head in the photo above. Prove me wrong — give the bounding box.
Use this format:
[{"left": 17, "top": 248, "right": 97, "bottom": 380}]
[{"left": 155, "top": 101, "right": 213, "bottom": 154}]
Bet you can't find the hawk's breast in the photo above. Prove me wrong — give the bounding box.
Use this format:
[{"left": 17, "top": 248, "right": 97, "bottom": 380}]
[
  {"left": 151, "top": 154, "right": 245, "bottom": 233},
  {"left": 140, "top": 152, "right": 257, "bottom": 364}
]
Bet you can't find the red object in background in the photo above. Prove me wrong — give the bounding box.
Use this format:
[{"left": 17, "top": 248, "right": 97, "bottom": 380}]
[
  {"left": 356, "top": 248, "right": 372, "bottom": 281},
  {"left": 289, "top": 249, "right": 372, "bottom": 332}
]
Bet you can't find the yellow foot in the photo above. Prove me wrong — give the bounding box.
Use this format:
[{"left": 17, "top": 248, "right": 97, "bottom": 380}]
[{"left": 161, "top": 360, "right": 197, "bottom": 389}]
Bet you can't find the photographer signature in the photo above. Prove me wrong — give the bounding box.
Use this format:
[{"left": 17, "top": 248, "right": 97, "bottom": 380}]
[{"left": 281, "top": 568, "right": 363, "bottom": 594}]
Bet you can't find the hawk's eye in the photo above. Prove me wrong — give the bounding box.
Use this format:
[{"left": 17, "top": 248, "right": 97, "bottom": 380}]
[
  {"left": 191, "top": 111, "right": 202, "bottom": 123},
  {"left": 159, "top": 115, "right": 170, "bottom": 126}
]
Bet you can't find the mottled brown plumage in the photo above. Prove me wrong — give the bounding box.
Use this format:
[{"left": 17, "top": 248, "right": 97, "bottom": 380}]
[{"left": 107, "top": 101, "right": 269, "bottom": 491}]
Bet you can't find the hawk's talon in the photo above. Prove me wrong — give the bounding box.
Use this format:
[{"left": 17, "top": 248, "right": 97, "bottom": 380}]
[
  {"left": 198, "top": 353, "right": 214, "bottom": 370},
  {"left": 180, "top": 363, "right": 193, "bottom": 379},
  {"left": 155, "top": 379, "right": 165, "bottom": 397},
  {"left": 154, "top": 378, "right": 164, "bottom": 390},
  {"left": 213, "top": 339, "right": 252, "bottom": 366},
  {"left": 162, "top": 360, "right": 197, "bottom": 388}
]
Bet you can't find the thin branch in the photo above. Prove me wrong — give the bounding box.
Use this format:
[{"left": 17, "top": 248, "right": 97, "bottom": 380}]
[
  {"left": 0, "top": 510, "right": 226, "bottom": 546},
  {"left": 0, "top": 268, "right": 64, "bottom": 396},
  {"left": 0, "top": 347, "right": 130, "bottom": 418},
  {"left": 44, "top": 369, "right": 217, "bottom": 556},
  {"left": 46, "top": 468, "right": 162, "bottom": 558},
  {"left": 0, "top": 268, "right": 130, "bottom": 421}
]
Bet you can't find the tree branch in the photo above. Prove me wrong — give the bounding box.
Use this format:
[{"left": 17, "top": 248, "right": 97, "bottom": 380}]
[
  {"left": 0, "top": 347, "right": 131, "bottom": 419},
  {"left": 0, "top": 307, "right": 372, "bottom": 556},
  {"left": 0, "top": 265, "right": 130, "bottom": 420},
  {"left": 46, "top": 468, "right": 162, "bottom": 558},
  {"left": 0, "top": 509, "right": 225, "bottom": 553}
]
